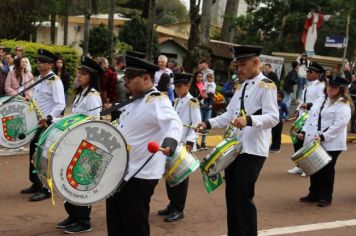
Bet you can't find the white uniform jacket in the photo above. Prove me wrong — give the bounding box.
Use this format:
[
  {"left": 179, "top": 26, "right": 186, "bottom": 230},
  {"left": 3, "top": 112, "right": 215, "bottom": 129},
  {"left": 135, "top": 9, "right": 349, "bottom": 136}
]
[
  {"left": 118, "top": 88, "right": 183, "bottom": 181},
  {"left": 208, "top": 72, "right": 279, "bottom": 157},
  {"left": 302, "top": 96, "right": 351, "bottom": 151},
  {"left": 174, "top": 93, "right": 201, "bottom": 146},
  {"left": 297, "top": 80, "right": 325, "bottom": 115},
  {"left": 72, "top": 87, "right": 102, "bottom": 118},
  {"left": 31, "top": 72, "right": 66, "bottom": 118}
]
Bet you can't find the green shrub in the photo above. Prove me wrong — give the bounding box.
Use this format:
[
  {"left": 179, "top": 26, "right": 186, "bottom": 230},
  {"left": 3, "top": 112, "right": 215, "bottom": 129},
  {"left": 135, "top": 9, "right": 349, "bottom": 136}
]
[{"left": 0, "top": 39, "right": 79, "bottom": 92}]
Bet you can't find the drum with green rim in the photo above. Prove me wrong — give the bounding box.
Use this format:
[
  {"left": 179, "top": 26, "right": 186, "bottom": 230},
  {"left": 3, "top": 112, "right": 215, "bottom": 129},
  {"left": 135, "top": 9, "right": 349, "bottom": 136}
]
[
  {"left": 201, "top": 138, "right": 242, "bottom": 176},
  {"left": 34, "top": 114, "right": 128, "bottom": 206},
  {"left": 164, "top": 144, "right": 200, "bottom": 187},
  {"left": 290, "top": 112, "right": 309, "bottom": 144},
  {"left": 0, "top": 96, "right": 39, "bottom": 148},
  {"left": 291, "top": 141, "right": 331, "bottom": 176}
]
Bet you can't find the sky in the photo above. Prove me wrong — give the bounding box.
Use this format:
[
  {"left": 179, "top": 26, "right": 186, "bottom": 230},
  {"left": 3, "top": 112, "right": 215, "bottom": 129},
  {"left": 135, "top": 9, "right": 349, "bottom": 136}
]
[{"left": 181, "top": 0, "right": 189, "bottom": 9}]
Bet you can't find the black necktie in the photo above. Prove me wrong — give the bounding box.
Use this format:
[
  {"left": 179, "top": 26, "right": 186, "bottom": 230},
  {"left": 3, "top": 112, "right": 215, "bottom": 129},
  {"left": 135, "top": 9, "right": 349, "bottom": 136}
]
[
  {"left": 303, "top": 87, "right": 308, "bottom": 103},
  {"left": 240, "top": 83, "right": 248, "bottom": 115},
  {"left": 317, "top": 96, "right": 327, "bottom": 131}
]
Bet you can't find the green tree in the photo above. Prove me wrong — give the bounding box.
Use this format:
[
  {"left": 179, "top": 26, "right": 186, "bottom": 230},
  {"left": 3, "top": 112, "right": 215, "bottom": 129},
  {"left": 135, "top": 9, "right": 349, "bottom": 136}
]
[
  {"left": 119, "top": 14, "right": 158, "bottom": 57},
  {"left": 85, "top": 24, "right": 116, "bottom": 57}
]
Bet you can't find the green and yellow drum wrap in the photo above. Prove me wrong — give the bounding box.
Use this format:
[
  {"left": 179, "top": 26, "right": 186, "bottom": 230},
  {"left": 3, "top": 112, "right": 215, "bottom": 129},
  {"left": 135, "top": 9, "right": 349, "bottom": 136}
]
[
  {"left": 291, "top": 141, "right": 331, "bottom": 176},
  {"left": 201, "top": 138, "right": 242, "bottom": 176},
  {"left": 290, "top": 112, "right": 309, "bottom": 144}
]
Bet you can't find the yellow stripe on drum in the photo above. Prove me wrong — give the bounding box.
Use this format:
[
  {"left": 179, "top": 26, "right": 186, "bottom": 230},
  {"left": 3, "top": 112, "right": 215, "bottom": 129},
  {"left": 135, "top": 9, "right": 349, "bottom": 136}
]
[
  {"left": 203, "top": 140, "right": 238, "bottom": 173},
  {"left": 293, "top": 142, "right": 319, "bottom": 164},
  {"left": 164, "top": 147, "right": 187, "bottom": 179}
]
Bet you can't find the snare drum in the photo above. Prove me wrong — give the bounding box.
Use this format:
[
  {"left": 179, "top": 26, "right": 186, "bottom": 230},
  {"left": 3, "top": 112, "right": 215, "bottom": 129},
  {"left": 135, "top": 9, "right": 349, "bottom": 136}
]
[
  {"left": 201, "top": 138, "right": 242, "bottom": 176},
  {"left": 290, "top": 112, "right": 309, "bottom": 144},
  {"left": 34, "top": 114, "right": 128, "bottom": 205},
  {"left": 291, "top": 141, "right": 331, "bottom": 176},
  {"left": 164, "top": 144, "right": 200, "bottom": 187},
  {"left": 0, "top": 96, "right": 39, "bottom": 148}
]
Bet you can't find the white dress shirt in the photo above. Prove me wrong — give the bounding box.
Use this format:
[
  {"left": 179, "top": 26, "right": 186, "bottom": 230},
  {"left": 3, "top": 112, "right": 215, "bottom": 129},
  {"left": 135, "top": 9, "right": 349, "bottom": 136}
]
[
  {"left": 297, "top": 79, "right": 325, "bottom": 115},
  {"left": 208, "top": 72, "right": 279, "bottom": 157},
  {"left": 302, "top": 96, "right": 351, "bottom": 151},
  {"left": 117, "top": 88, "right": 183, "bottom": 180},
  {"left": 31, "top": 72, "right": 66, "bottom": 118},
  {"left": 72, "top": 87, "right": 102, "bottom": 118},
  {"left": 174, "top": 92, "right": 201, "bottom": 145}
]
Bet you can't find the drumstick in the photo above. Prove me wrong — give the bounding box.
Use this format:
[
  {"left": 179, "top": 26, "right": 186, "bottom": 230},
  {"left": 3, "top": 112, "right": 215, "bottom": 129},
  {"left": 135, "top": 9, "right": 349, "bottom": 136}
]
[
  {"left": 147, "top": 141, "right": 165, "bottom": 153},
  {"left": 18, "top": 126, "right": 39, "bottom": 140},
  {"left": 183, "top": 124, "right": 209, "bottom": 134}
]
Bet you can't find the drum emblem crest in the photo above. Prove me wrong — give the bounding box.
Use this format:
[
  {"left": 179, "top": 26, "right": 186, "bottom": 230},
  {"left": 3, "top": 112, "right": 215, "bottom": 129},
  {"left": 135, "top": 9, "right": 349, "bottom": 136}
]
[
  {"left": 66, "top": 139, "right": 113, "bottom": 191},
  {"left": 1, "top": 115, "right": 26, "bottom": 141}
]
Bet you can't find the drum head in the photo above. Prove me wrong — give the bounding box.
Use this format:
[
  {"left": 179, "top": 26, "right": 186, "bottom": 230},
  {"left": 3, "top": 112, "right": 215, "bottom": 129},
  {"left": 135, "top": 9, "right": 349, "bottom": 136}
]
[
  {"left": 51, "top": 120, "right": 128, "bottom": 205},
  {"left": 0, "top": 98, "right": 38, "bottom": 148}
]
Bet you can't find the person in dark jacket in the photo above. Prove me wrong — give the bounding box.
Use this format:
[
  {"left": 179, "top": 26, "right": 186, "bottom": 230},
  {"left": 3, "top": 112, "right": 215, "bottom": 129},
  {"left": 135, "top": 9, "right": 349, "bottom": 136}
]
[
  {"left": 283, "top": 61, "right": 298, "bottom": 109},
  {"left": 349, "top": 73, "right": 356, "bottom": 133},
  {"left": 263, "top": 63, "right": 279, "bottom": 85}
]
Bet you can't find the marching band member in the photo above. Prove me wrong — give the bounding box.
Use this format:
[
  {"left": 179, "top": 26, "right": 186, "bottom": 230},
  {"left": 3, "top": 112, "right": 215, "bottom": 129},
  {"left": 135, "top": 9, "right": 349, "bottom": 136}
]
[
  {"left": 299, "top": 75, "right": 353, "bottom": 207},
  {"left": 197, "top": 45, "right": 279, "bottom": 236},
  {"left": 158, "top": 72, "right": 201, "bottom": 222},
  {"left": 56, "top": 57, "right": 103, "bottom": 233},
  {"left": 288, "top": 61, "right": 326, "bottom": 175},
  {"left": 106, "top": 55, "right": 183, "bottom": 236},
  {"left": 20, "top": 49, "right": 65, "bottom": 202}
]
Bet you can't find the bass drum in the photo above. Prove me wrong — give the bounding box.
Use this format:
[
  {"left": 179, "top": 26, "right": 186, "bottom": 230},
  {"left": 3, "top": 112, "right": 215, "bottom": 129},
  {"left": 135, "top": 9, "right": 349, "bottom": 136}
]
[
  {"left": 34, "top": 114, "right": 128, "bottom": 206},
  {"left": 0, "top": 97, "right": 39, "bottom": 148}
]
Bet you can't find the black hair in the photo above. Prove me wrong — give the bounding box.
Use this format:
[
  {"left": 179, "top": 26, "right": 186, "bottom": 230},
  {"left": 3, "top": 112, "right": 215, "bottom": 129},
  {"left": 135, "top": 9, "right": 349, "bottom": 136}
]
[
  {"left": 156, "top": 73, "right": 170, "bottom": 92},
  {"left": 291, "top": 61, "right": 298, "bottom": 69},
  {"left": 277, "top": 90, "right": 284, "bottom": 98},
  {"left": 76, "top": 71, "right": 102, "bottom": 96}
]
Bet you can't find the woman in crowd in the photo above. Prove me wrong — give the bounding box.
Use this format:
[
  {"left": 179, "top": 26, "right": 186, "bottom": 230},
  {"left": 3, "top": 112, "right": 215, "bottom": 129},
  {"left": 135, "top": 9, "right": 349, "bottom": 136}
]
[{"left": 5, "top": 56, "right": 34, "bottom": 99}]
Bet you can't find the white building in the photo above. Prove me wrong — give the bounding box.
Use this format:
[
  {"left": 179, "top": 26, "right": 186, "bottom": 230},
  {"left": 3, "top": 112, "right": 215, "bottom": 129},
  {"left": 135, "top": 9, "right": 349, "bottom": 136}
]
[{"left": 35, "top": 14, "right": 130, "bottom": 53}]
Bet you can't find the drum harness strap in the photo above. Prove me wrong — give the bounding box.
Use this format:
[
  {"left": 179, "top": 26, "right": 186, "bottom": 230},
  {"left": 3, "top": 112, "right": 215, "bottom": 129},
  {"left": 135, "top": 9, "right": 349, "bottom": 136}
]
[
  {"left": 317, "top": 95, "right": 329, "bottom": 133},
  {"left": 239, "top": 83, "right": 263, "bottom": 120}
]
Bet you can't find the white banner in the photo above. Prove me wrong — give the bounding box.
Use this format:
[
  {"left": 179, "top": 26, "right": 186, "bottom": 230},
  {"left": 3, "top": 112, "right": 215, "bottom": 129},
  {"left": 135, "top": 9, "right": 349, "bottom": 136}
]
[{"left": 260, "top": 54, "right": 285, "bottom": 80}]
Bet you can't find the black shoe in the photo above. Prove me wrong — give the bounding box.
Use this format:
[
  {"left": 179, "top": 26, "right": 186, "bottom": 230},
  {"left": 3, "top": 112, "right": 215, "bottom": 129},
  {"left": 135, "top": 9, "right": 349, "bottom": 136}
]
[
  {"left": 164, "top": 210, "right": 184, "bottom": 222},
  {"left": 158, "top": 207, "right": 172, "bottom": 216},
  {"left": 299, "top": 195, "right": 319, "bottom": 203},
  {"left": 64, "top": 223, "right": 92, "bottom": 234},
  {"left": 20, "top": 185, "right": 40, "bottom": 194},
  {"left": 201, "top": 143, "right": 207, "bottom": 150},
  {"left": 30, "top": 192, "right": 51, "bottom": 201},
  {"left": 57, "top": 218, "right": 76, "bottom": 229},
  {"left": 317, "top": 200, "right": 331, "bottom": 207},
  {"left": 196, "top": 144, "right": 202, "bottom": 151}
]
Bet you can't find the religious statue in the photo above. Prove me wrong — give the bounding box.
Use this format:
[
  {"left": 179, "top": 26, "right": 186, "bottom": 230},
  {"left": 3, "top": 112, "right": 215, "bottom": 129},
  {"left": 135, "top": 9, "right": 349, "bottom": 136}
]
[{"left": 301, "top": 6, "right": 335, "bottom": 56}]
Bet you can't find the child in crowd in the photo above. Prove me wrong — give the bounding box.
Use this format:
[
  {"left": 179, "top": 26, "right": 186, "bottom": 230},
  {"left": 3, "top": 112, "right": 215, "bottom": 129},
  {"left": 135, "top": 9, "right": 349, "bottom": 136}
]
[
  {"left": 199, "top": 72, "right": 216, "bottom": 149},
  {"left": 270, "top": 90, "right": 289, "bottom": 153}
]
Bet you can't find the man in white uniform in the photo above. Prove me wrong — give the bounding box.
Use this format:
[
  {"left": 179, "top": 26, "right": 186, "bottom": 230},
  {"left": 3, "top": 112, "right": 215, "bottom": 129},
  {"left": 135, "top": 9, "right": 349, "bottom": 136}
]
[
  {"left": 197, "top": 45, "right": 279, "bottom": 236},
  {"left": 106, "top": 55, "right": 183, "bottom": 236},
  {"left": 20, "top": 49, "right": 65, "bottom": 201}
]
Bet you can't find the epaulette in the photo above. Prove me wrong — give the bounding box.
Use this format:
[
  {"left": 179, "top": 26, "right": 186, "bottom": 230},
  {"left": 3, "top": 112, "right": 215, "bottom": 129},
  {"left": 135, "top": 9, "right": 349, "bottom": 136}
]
[
  {"left": 88, "top": 89, "right": 100, "bottom": 96},
  {"left": 146, "top": 92, "right": 167, "bottom": 103},
  {"left": 258, "top": 78, "right": 276, "bottom": 90},
  {"left": 336, "top": 98, "right": 348, "bottom": 104},
  {"left": 46, "top": 75, "right": 60, "bottom": 84},
  {"left": 234, "top": 80, "right": 244, "bottom": 90},
  {"left": 188, "top": 98, "right": 199, "bottom": 109}
]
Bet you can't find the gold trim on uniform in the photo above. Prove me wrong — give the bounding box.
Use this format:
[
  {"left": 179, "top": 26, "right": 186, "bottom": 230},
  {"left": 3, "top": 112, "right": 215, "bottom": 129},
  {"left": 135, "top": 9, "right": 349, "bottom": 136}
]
[
  {"left": 46, "top": 75, "right": 60, "bottom": 84},
  {"left": 258, "top": 78, "right": 276, "bottom": 90},
  {"left": 188, "top": 98, "right": 200, "bottom": 109},
  {"left": 146, "top": 92, "right": 167, "bottom": 103}
]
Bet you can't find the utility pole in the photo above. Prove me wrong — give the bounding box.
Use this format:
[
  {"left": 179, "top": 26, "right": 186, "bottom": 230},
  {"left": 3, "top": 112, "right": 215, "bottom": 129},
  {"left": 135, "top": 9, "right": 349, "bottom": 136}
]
[
  {"left": 108, "top": 0, "right": 115, "bottom": 64},
  {"left": 341, "top": 10, "right": 351, "bottom": 77},
  {"left": 146, "top": 0, "right": 155, "bottom": 61}
]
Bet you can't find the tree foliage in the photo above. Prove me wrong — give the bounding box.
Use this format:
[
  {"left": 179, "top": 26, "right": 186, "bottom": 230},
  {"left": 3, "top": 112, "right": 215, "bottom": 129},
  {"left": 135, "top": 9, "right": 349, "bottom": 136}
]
[
  {"left": 118, "top": 15, "right": 158, "bottom": 57},
  {"left": 232, "top": 0, "right": 356, "bottom": 59}
]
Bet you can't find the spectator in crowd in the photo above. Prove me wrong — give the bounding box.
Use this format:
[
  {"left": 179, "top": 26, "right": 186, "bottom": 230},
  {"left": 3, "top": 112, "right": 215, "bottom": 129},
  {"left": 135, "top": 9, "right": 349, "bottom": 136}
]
[
  {"left": 156, "top": 72, "right": 171, "bottom": 94},
  {"left": 14, "top": 46, "right": 32, "bottom": 73},
  {"left": 270, "top": 91, "right": 289, "bottom": 153},
  {"left": 168, "top": 59, "right": 184, "bottom": 73},
  {"left": 349, "top": 73, "right": 356, "bottom": 133},
  {"left": 282, "top": 61, "right": 298, "bottom": 109},
  {"left": 154, "top": 55, "right": 173, "bottom": 86},
  {"left": 5, "top": 52, "right": 15, "bottom": 70},
  {"left": 112, "top": 55, "right": 127, "bottom": 105},
  {"left": 320, "top": 69, "right": 331, "bottom": 83},
  {"left": 296, "top": 53, "right": 309, "bottom": 99},
  {"left": 189, "top": 71, "right": 204, "bottom": 100},
  {"left": 0, "top": 46, "right": 10, "bottom": 96},
  {"left": 198, "top": 58, "right": 214, "bottom": 82},
  {"left": 54, "top": 57, "right": 71, "bottom": 115},
  {"left": 5, "top": 56, "right": 34, "bottom": 99},
  {"left": 96, "top": 56, "right": 120, "bottom": 121},
  {"left": 263, "top": 63, "right": 279, "bottom": 85},
  {"left": 222, "top": 73, "right": 238, "bottom": 104},
  {"left": 199, "top": 73, "right": 216, "bottom": 150}
]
